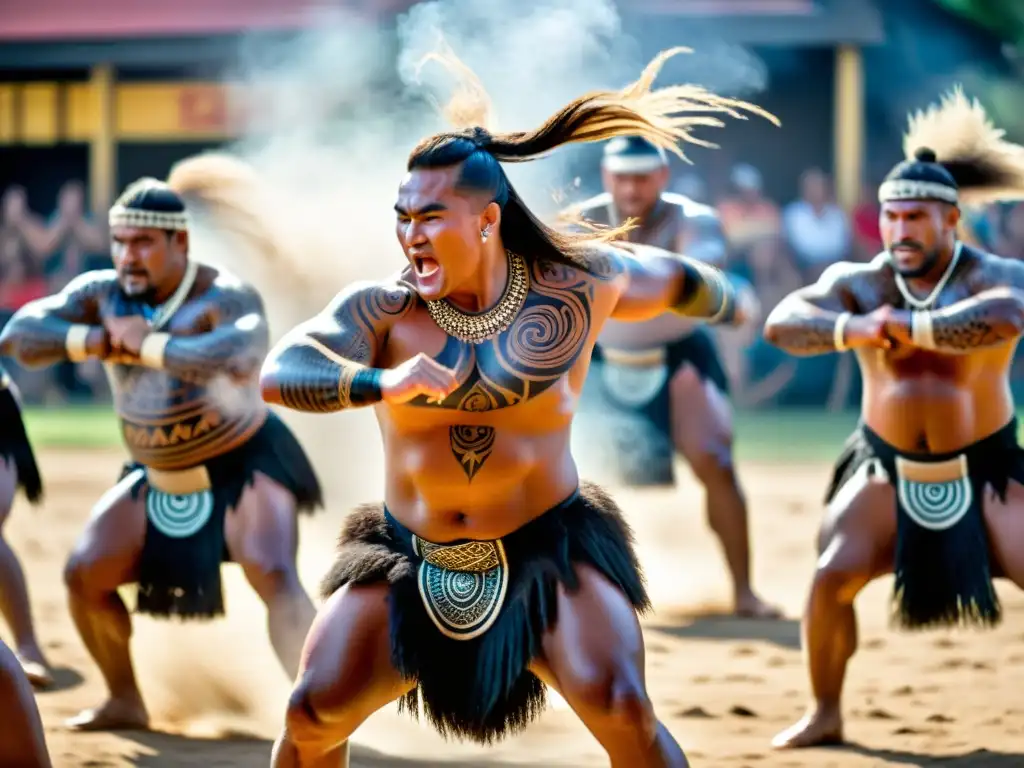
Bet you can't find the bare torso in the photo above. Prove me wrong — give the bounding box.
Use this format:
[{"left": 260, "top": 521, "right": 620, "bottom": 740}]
[
  {"left": 73, "top": 269, "right": 266, "bottom": 470},
  {"left": 374, "top": 259, "right": 621, "bottom": 542},
  {"left": 837, "top": 251, "right": 1018, "bottom": 452},
  {"left": 579, "top": 192, "right": 721, "bottom": 349}
]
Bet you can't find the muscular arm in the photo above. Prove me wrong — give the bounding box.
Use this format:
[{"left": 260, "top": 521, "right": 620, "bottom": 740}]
[
  {"left": 602, "top": 242, "right": 743, "bottom": 324},
  {"left": 925, "top": 289, "right": 1024, "bottom": 352},
  {"left": 144, "top": 281, "right": 270, "bottom": 382},
  {"left": 0, "top": 272, "right": 108, "bottom": 368},
  {"left": 259, "top": 281, "right": 416, "bottom": 413},
  {"left": 762, "top": 262, "right": 862, "bottom": 356}
]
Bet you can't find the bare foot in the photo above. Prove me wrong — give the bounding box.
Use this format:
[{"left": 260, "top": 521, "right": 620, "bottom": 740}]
[
  {"left": 772, "top": 706, "right": 843, "bottom": 749},
  {"left": 735, "top": 591, "right": 783, "bottom": 620},
  {"left": 16, "top": 655, "right": 53, "bottom": 689},
  {"left": 65, "top": 698, "right": 149, "bottom": 732}
]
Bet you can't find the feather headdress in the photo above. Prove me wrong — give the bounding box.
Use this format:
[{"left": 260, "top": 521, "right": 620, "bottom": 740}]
[{"left": 881, "top": 86, "right": 1024, "bottom": 206}]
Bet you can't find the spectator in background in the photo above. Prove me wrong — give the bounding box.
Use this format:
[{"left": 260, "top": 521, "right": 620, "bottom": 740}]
[
  {"left": 41, "top": 182, "right": 105, "bottom": 403},
  {"left": 783, "top": 167, "right": 850, "bottom": 280},
  {"left": 850, "top": 180, "right": 883, "bottom": 261},
  {"left": 718, "top": 163, "right": 782, "bottom": 252},
  {"left": 996, "top": 202, "right": 1024, "bottom": 260},
  {"left": 672, "top": 172, "right": 709, "bottom": 204},
  {"left": 0, "top": 188, "right": 54, "bottom": 404},
  {"left": 44, "top": 181, "right": 107, "bottom": 291}
]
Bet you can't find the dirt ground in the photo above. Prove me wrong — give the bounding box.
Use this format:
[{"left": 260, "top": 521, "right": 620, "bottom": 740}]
[{"left": 8, "top": 446, "right": 1024, "bottom": 768}]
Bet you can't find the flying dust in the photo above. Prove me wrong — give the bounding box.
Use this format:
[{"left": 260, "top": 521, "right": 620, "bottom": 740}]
[{"left": 134, "top": 0, "right": 763, "bottom": 745}]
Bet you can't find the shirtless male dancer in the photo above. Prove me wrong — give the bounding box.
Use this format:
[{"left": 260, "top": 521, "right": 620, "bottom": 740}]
[
  {"left": 0, "top": 364, "right": 50, "bottom": 686},
  {"left": 763, "top": 89, "right": 1024, "bottom": 748},
  {"left": 571, "top": 136, "right": 778, "bottom": 618},
  {"left": 0, "top": 637, "right": 52, "bottom": 767},
  {"left": 260, "top": 48, "right": 774, "bottom": 767},
  {"left": 0, "top": 178, "right": 323, "bottom": 731}
]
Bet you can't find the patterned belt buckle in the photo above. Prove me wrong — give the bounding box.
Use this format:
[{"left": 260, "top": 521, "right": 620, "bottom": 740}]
[
  {"left": 412, "top": 535, "right": 509, "bottom": 641},
  {"left": 143, "top": 465, "right": 215, "bottom": 539},
  {"left": 895, "top": 454, "right": 972, "bottom": 531}
]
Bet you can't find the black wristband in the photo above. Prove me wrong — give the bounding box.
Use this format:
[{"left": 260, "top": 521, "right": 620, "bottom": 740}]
[{"left": 349, "top": 367, "right": 384, "bottom": 405}]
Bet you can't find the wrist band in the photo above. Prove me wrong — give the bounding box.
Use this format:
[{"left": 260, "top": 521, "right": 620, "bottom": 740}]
[
  {"left": 700, "top": 266, "right": 738, "bottom": 325},
  {"left": 834, "top": 312, "right": 852, "bottom": 352},
  {"left": 65, "top": 324, "right": 91, "bottom": 362},
  {"left": 349, "top": 368, "right": 384, "bottom": 406},
  {"left": 140, "top": 332, "right": 171, "bottom": 368},
  {"left": 911, "top": 310, "right": 936, "bottom": 349}
]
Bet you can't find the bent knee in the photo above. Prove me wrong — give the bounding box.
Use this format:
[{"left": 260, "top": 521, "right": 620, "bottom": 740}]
[
  {"left": 284, "top": 675, "right": 361, "bottom": 747},
  {"left": 63, "top": 553, "right": 107, "bottom": 599},
  {"left": 812, "top": 548, "right": 875, "bottom": 604},
  {"left": 566, "top": 669, "right": 656, "bottom": 730},
  {"left": 243, "top": 559, "right": 301, "bottom": 599},
  {"left": 683, "top": 445, "right": 736, "bottom": 484}
]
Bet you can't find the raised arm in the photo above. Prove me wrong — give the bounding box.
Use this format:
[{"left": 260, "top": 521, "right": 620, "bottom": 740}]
[
  {"left": 259, "top": 281, "right": 416, "bottom": 413},
  {"left": 0, "top": 271, "right": 109, "bottom": 368},
  {"left": 601, "top": 242, "right": 749, "bottom": 325},
  {"left": 138, "top": 279, "right": 270, "bottom": 382},
  {"left": 762, "top": 261, "right": 867, "bottom": 356}
]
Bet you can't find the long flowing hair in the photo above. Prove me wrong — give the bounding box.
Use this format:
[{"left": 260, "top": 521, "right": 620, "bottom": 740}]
[{"left": 407, "top": 44, "right": 779, "bottom": 271}]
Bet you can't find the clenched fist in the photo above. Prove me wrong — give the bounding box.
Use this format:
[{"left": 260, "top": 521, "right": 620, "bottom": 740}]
[{"left": 379, "top": 353, "right": 463, "bottom": 405}]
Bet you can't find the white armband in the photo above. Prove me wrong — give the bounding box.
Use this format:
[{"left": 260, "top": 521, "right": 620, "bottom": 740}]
[
  {"left": 139, "top": 333, "right": 171, "bottom": 369},
  {"left": 911, "top": 310, "right": 936, "bottom": 350},
  {"left": 833, "top": 312, "right": 852, "bottom": 352},
  {"left": 65, "top": 325, "right": 91, "bottom": 362}
]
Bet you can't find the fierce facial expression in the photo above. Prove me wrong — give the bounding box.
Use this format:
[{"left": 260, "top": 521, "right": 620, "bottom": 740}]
[
  {"left": 601, "top": 165, "right": 669, "bottom": 220},
  {"left": 110, "top": 226, "right": 188, "bottom": 301},
  {"left": 394, "top": 166, "right": 499, "bottom": 301},
  {"left": 880, "top": 199, "right": 959, "bottom": 279}
]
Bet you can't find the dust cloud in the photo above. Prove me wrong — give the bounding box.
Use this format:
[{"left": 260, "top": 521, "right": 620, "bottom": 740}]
[{"left": 137, "top": 0, "right": 767, "bottom": 741}]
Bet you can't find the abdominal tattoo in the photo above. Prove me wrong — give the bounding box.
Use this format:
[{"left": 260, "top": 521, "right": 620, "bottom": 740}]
[{"left": 432, "top": 260, "right": 593, "bottom": 481}]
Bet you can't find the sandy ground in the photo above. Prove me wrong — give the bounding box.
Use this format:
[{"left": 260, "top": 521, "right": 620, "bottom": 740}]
[{"left": 7, "top": 446, "right": 1024, "bottom": 768}]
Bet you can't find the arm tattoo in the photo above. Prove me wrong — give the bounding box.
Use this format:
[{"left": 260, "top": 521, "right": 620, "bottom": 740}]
[
  {"left": 928, "top": 291, "right": 1024, "bottom": 352},
  {"left": 0, "top": 272, "right": 107, "bottom": 368},
  {"left": 158, "top": 284, "right": 269, "bottom": 382},
  {"left": 672, "top": 259, "right": 738, "bottom": 323},
  {"left": 262, "top": 282, "right": 413, "bottom": 413},
  {"left": 761, "top": 306, "right": 842, "bottom": 355}
]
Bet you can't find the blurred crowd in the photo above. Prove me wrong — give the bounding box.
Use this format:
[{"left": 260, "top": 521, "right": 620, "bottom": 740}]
[
  {"left": 0, "top": 181, "right": 111, "bottom": 404},
  {"left": 4, "top": 167, "right": 1024, "bottom": 408}
]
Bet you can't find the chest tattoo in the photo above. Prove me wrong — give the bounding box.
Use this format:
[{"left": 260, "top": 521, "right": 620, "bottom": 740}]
[{"left": 417, "top": 261, "right": 594, "bottom": 481}]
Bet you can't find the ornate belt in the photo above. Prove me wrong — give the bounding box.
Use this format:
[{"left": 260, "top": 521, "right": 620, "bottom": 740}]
[
  {"left": 600, "top": 347, "right": 667, "bottom": 367},
  {"left": 895, "top": 454, "right": 973, "bottom": 531},
  {"left": 411, "top": 534, "right": 509, "bottom": 641},
  {"left": 142, "top": 465, "right": 215, "bottom": 539}
]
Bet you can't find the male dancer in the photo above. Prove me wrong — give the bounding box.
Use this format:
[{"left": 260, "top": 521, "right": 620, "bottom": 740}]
[
  {"left": 571, "top": 136, "right": 778, "bottom": 618},
  {"left": 0, "top": 178, "right": 323, "bottom": 731},
  {"left": 764, "top": 88, "right": 1024, "bottom": 748},
  {"left": 261, "top": 48, "right": 775, "bottom": 767},
  {"left": 0, "top": 637, "right": 51, "bottom": 767},
  {"left": 0, "top": 364, "right": 50, "bottom": 686}
]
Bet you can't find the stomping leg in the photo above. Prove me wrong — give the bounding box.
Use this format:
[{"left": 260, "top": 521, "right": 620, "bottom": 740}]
[
  {"left": 63, "top": 472, "right": 149, "bottom": 731},
  {"left": 0, "top": 459, "right": 51, "bottom": 687},
  {"left": 670, "top": 367, "right": 779, "bottom": 618},
  {"left": 532, "top": 564, "right": 688, "bottom": 768},
  {"left": 227, "top": 473, "right": 316, "bottom": 681},
  {"left": 0, "top": 638, "right": 51, "bottom": 767},
  {"left": 272, "top": 583, "right": 413, "bottom": 767},
  {"left": 772, "top": 469, "right": 895, "bottom": 749}
]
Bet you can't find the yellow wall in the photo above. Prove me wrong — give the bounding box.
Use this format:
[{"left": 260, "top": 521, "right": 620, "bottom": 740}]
[{"left": 0, "top": 80, "right": 234, "bottom": 145}]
